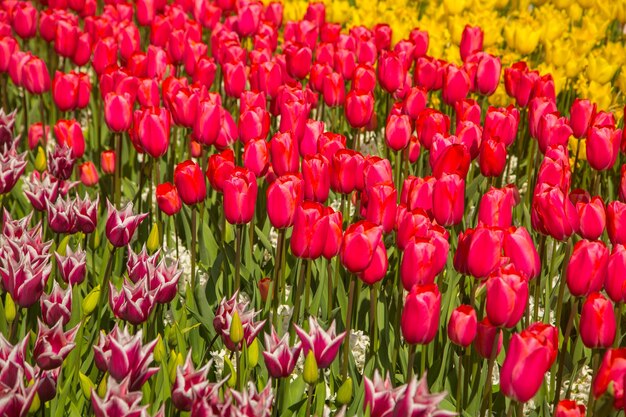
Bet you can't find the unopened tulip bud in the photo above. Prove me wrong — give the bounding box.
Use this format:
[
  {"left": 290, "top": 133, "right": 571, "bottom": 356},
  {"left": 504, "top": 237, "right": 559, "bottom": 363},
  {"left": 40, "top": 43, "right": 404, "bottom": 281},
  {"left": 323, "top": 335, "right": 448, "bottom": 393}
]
[
  {"left": 81, "top": 285, "right": 101, "bottom": 317},
  {"left": 97, "top": 373, "right": 107, "bottom": 398},
  {"left": 153, "top": 335, "right": 166, "bottom": 364},
  {"left": 248, "top": 338, "right": 259, "bottom": 367},
  {"left": 230, "top": 311, "right": 244, "bottom": 345},
  {"left": 337, "top": 378, "right": 353, "bottom": 405},
  {"left": 147, "top": 223, "right": 160, "bottom": 253},
  {"left": 223, "top": 355, "right": 236, "bottom": 388},
  {"left": 35, "top": 146, "right": 47, "bottom": 172},
  {"left": 303, "top": 351, "right": 319, "bottom": 384},
  {"left": 79, "top": 373, "right": 94, "bottom": 400},
  {"left": 4, "top": 293, "right": 16, "bottom": 323}
]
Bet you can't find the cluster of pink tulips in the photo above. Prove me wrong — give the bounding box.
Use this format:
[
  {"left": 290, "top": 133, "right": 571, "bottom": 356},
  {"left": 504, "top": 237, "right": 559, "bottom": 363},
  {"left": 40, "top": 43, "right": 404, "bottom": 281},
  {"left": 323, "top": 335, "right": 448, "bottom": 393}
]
[{"left": 0, "top": 0, "right": 625, "bottom": 416}]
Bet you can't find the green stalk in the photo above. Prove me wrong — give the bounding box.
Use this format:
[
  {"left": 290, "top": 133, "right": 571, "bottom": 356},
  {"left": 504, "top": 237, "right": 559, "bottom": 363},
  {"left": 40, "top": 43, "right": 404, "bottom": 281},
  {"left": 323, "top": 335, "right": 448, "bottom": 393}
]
[
  {"left": 480, "top": 332, "right": 500, "bottom": 417},
  {"left": 615, "top": 302, "right": 623, "bottom": 348},
  {"left": 587, "top": 350, "right": 600, "bottom": 417},
  {"left": 369, "top": 285, "right": 378, "bottom": 359},
  {"left": 303, "top": 259, "right": 312, "bottom": 319},
  {"left": 341, "top": 276, "right": 357, "bottom": 379},
  {"left": 304, "top": 384, "right": 315, "bottom": 417},
  {"left": 326, "top": 259, "right": 333, "bottom": 321},
  {"left": 234, "top": 224, "right": 243, "bottom": 293},
  {"left": 190, "top": 206, "right": 197, "bottom": 290},
  {"left": 407, "top": 344, "right": 416, "bottom": 381},
  {"left": 553, "top": 298, "right": 579, "bottom": 409},
  {"left": 456, "top": 348, "right": 464, "bottom": 413}
]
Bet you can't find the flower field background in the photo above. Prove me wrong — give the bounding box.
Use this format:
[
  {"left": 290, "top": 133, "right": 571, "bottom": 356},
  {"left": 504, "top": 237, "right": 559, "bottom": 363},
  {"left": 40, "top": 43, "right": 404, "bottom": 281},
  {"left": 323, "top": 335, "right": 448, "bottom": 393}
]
[{"left": 0, "top": 0, "right": 625, "bottom": 416}]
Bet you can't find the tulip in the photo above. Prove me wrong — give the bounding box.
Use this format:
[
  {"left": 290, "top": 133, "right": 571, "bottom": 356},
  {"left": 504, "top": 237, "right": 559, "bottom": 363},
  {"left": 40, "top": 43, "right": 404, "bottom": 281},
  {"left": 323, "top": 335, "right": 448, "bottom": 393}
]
[
  {"left": 465, "top": 226, "right": 502, "bottom": 279},
  {"left": 570, "top": 99, "right": 596, "bottom": 139},
  {"left": 365, "top": 182, "right": 397, "bottom": 233},
  {"left": 536, "top": 145, "right": 571, "bottom": 193},
  {"left": 378, "top": 50, "right": 405, "bottom": 93},
  {"left": 592, "top": 348, "right": 626, "bottom": 408},
  {"left": 608, "top": 201, "right": 626, "bottom": 245},
  {"left": 478, "top": 186, "right": 518, "bottom": 228},
  {"left": 294, "top": 317, "right": 345, "bottom": 368},
  {"left": 290, "top": 201, "right": 326, "bottom": 259},
  {"left": 385, "top": 114, "right": 412, "bottom": 151},
  {"left": 169, "top": 87, "right": 199, "bottom": 128},
  {"left": 401, "top": 238, "right": 447, "bottom": 290},
  {"left": 460, "top": 25, "right": 483, "bottom": 61},
  {"left": 358, "top": 237, "right": 388, "bottom": 285},
  {"left": 401, "top": 284, "right": 441, "bottom": 345},
  {"left": 206, "top": 149, "right": 235, "bottom": 193},
  {"left": 40, "top": 282, "right": 72, "bottom": 327},
  {"left": 262, "top": 327, "right": 302, "bottom": 378},
  {"left": 223, "top": 168, "right": 257, "bottom": 225},
  {"left": 392, "top": 373, "right": 452, "bottom": 417},
  {"left": 580, "top": 292, "right": 616, "bottom": 349},
  {"left": 555, "top": 400, "right": 586, "bottom": 417},
  {"left": 23, "top": 171, "right": 59, "bottom": 212},
  {"left": 364, "top": 371, "right": 400, "bottom": 417},
  {"left": 156, "top": 183, "right": 182, "bottom": 216},
  {"left": 474, "top": 318, "right": 503, "bottom": 359},
  {"left": 135, "top": 107, "right": 171, "bottom": 158},
  {"left": 500, "top": 323, "right": 558, "bottom": 402},
  {"left": 401, "top": 175, "right": 436, "bottom": 216},
  {"left": 504, "top": 61, "right": 538, "bottom": 107},
  {"left": 105, "top": 200, "right": 148, "bottom": 248},
  {"left": 331, "top": 149, "right": 364, "bottom": 194},
  {"left": 266, "top": 175, "right": 303, "bottom": 229},
  {"left": 503, "top": 226, "right": 541, "bottom": 280},
  {"left": 442, "top": 64, "right": 470, "bottom": 105},
  {"left": 473, "top": 53, "right": 501, "bottom": 96},
  {"left": 537, "top": 113, "right": 573, "bottom": 154},
  {"left": 606, "top": 244, "right": 626, "bottom": 304},
  {"left": 104, "top": 93, "right": 133, "bottom": 133},
  {"left": 174, "top": 160, "right": 206, "bottom": 206},
  {"left": 448, "top": 305, "right": 477, "bottom": 347},
  {"left": 345, "top": 90, "right": 374, "bottom": 129},
  {"left": 479, "top": 137, "right": 506, "bottom": 178},
  {"left": 79, "top": 161, "right": 99, "bottom": 187},
  {"left": 55, "top": 244, "right": 87, "bottom": 285},
  {"left": 455, "top": 100, "right": 482, "bottom": 131},
  {"left": 109, "top": 277, "right": 157, "bottom": 325},
  {"left": 171, "top": 352, "right": 213, "bottom": 412},
  {"left": 270, "top": 131, "right": 300, "bottom": 176},
  {"left": 586, "top": 126, "right": 621, "bottom": 171},
  {"left": 284, "top": 42, "right": 312, "bottom": 80},
  {"left": 74, "top": 194, "right": 99, "bottom": 234},
  {"left": 22, "top": 55, "right": 50, "bottom": 95},
  {"left": 483, "top": 106, "right": 519, "bottom": 147},
  {"left": 531, "top": 184, "right": 579, "bottom": 241},
  {"left": 52, "top": 71, "right": 91, "bottom": 112},
  {"left": 432, "top": 173, "right": 465, "bottom": 227},
  {"left": 341, "top": 221, "right": 384, "bottom": 273},
  {"left": 566, "top": 239, "right": 609, "bottom": 297},
  {"left": 415, "top": 109, "right": 449, "bottom": 150},
  {"left": 322, "top": 72, "right": 345, "bottom": 107},
  {"left": 223, "top": 62, "right": 246, "bottom": 98},
  {"left": 243, "top": 138, "right": 270, "bottom": 178},
  {"left": 93, "top": 325, "right": 159, "bottom": 390},
  {"left": 192, "top": 99, "right": 220, "bottom": 146},
  {"left": 574, "top": 195, "right": 606, "bottom": 240},
  {"left": 46, "top": 196, "right": 77, "bottom": 234},
  {"left": 239, "top": 107, "right": 270, "bottom": 144},
  {"left": 54, "top": 119, "right": 85, "bottom": 158},
  {"left": 302, "top": 154, "right": 330, "bottom": 203},
  {"left": 486, "top": 264, "right": 528, "bottom": 328},
  {"left": 101, "top": 150, "right": 116, "bottom": 175},
  {"left": 213, "top": 292, "right": 266, "bottom": 351},
  {"left": 33, "top": 320, "right": 78, "bottom": 370},
  {"left": 528, "top": 97, "right": 557, "bottom": 139}
]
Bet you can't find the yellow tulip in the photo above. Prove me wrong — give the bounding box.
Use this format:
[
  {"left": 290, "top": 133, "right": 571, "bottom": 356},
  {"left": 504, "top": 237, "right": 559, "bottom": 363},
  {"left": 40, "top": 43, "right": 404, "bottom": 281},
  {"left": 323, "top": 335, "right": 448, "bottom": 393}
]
[
  {"left": 616, "top": 70, "right": 626, "bottom": 96},
  {"left": 577, "top": 0, "right": 596, "bottom": 8},
  {"left": 443, "top": 0, "right": 466, "bottom": 15},
  {"left": 553, "top": 0, "right": 574, "bottom": 9},
  {"left": 587, "top": 55, "right": 618, "bottom": 84}
]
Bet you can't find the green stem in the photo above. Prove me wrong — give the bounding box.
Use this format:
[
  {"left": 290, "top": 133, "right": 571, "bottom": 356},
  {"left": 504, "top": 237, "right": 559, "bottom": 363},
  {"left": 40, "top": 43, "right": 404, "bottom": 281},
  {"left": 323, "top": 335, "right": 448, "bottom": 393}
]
[
  {"left": 553, "top": 298, "right": 578, "bottom": 409},
  {"left": 615, "top": 302, "right": 623, "bottom": 348},
  {"left": 304, "top": 383, "right": 314, "bottom": 417},
  {"left": 587, "top": 350, "right": 600, "bottom": 417},
  {"left": 191, "top": 206, "right": 197, "bottom": 290},
  {"left": 234, "top": 224, "right": 243, "bottom": 293},
  {"left": 457, "top": 348, "right": 464, "bottom": 413},
  {"left": 303, "top": 259, "right": 312, "bottom": 319},
  {"left": 480, "top": 332, "right": 500, "bottom": 417},
  {"left": 326, "top": 259, "right": 333, "bottom": 321},
  {"left": 369, "top": 285, "right": 377, "bottom": 359},
  {"left": 407, "top": 344, "right": 416, "bottom": 381},
  {"left": 341, "top": 276, "right": 356, "bottom": 379},
  {"left": 272, "top": 229, "right": 285, "bottom": 328}
]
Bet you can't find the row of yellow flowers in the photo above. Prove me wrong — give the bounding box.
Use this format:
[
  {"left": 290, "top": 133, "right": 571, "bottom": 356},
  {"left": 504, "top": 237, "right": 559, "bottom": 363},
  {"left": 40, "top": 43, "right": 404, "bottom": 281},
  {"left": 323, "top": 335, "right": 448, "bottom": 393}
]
[{"left": 279, "top": 0, "right": 626, "bottom": 118}]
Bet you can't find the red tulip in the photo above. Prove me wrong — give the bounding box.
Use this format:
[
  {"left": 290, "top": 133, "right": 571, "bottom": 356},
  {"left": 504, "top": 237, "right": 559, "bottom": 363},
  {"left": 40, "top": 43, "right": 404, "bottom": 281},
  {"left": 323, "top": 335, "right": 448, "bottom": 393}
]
[
  {"left": 239, "top": 107, "right": 270, "bottom": 144},
  {"left": 134, "top": 107, "right": 171, "bottom": 158},
  {"left": 531, "top": 184, "right": 579, "bottom": 241},
  {"left": 448, "top": 305, "right": 477, "bottom": 348},
  {"left": 478, "top": 186, "right": 518, "bottom": 228},
  {"left": 22, "top": 55, "right": 50, "bottom": 95},
  {"left": 193, "top": 98, "right": 221, "bottom": 146},
  {"left": 574, "top": 195, "right": 606, "bottom": 240},
  {"left": 479, "top": 136, "right": 506, "bottom": 178},
  {"left": 290, "top": 201, "right": 326, "bottom": 259},
  {"left": 608, "top": 201, "right": 626, "bottom": 245},
  {"left": 537, "top": 113, "right": 573, "bottom": 154},
  {"left": 473, "top": 53, "right": 501, "bottom": 95},
  {"left": 555, "top": 400, "right": 585, "bottom": 417},
  {"left": 500, "top": 323, "right": 558, "bottom": 402},
  {"left": 321, "top": 206, "right": 342, "bottom": 260},
  {"left": 432, "top": 173, "right": 465, "bottom": 227},
  {"left": 267, "top": 174, "right": 303, "bottom": 229},
  {"left": 415, "top": 109, "right": 449, "bottom": 150},
  {"left": 79, "top": 161, "right": 99, "bottom": 187},
  {"left": 504, "top": 61, "right": 539, "bottom": 107},
  {"left": 52, "top": 71, "right": 91, "bottom": 112},
  {"left": 570, "top": 99, "right": 596, "bottom": 139},
  {"left": 104, "top": 92, "right": 133, "bottom": 133},
  {"left": 593, "top": 348, "right": 626, "bottom": 408},
  {"left": 322, "top": 72, "right": 345, "bottom": 107},
  {"left": 156, "top": 182, "right": 182, "bottom": 216},
  {"left": 358, "top": 238, "right": 388, "bottom": 285},
  {"left": 503, "top": 226, "right": 541, "bottom": 280},
  {"left": 341, "top": 220, "right": 384, "bottom": 273},
  {"left": 486, "top": 264, "right": 528, "bottom": 328},
  {"left": 169, "top": 87, "right": 199, "bottom": 128},
  {"left": 455, "top": 99, "right": 481, "bottom": 128},
  {"left": 243, "top": 138, "right": 270, "bottom": 178},
  {"left": 580, "top": 292, "right": 616, "bottom": 349},
  {"left": 54, "top": 119, "right": 85, "bottom": 158},
  {"left": 474, "top": 317, "right": 503, "bottom": 359},
  {"left": 528, "top": 97, "right": 557, "bottom": 139},
  {"left": 284, "top": 42, "right": 312, "bottom": 80},
  {"left": 566, "top": 239, "right": 609, "bottom": 297},
  {"left": 12, "top": 2, "right": 38, "bottom": 39},
  {"left": 206, "top": 149, "right": 235, "bottom": 192},
  {"left": 174, "top": 160, "right": 206, "bottom": 206},
  {"left": 378, "top": 50, "right": 405, "bottom": 93},
  {"left": 302, "top": 154, "right": 330, "bottom": 203},
  {"left": 270, "top": 131, "right": 300, "bottom": 176},
  {"left": 345, "top": 90, "right": 374, "bottom": 129},
  {"left": 607, "top": 244, "right": 626, "bottom": 303},
  {"left": 101, "top": 150, "right": 116, "bottom": 175},
  {"left": 401, "top": 284, "right": 441, "bottom": 345},
  {"left": 223, "top": 168, "right": 257, "bottom": 225},
  {"left": 401, "top": 237, "right": 447, "bottom": 290},
  {"left": 365, "top": 181, "right": 397, "bottom": 233},
  {"left": 385, "top": 114, "right": 412, "bottom": 151},
  {"left": 460, "top": 25, "right": 483, "bottom": 61},
  {"left": 587, "top": 126, "right": 621, "bottom": 171},
  {"left": 442, "top": 64, "right": 470, "bottom": 105}
]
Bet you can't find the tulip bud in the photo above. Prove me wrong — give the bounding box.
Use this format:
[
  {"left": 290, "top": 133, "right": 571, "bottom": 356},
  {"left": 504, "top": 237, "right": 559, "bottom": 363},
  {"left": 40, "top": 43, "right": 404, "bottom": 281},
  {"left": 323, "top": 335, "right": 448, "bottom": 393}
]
[
  {"left": 81, "top": 285, "right": 101, "bottom": 317},
  {"left": 147, "top": 223, "right": 160, "bottom": 253},
  {"left": 230, "top": 311, "right": 244, "bottom": 345},
  {"left": 247, "top": 338, "right": 259, "bottom": 368},
  {"left": 153, "top": 335, "right": 166, "bottom": 364},
  {"left": 223, "top": 355, "right": 237, "bottom": 388},
  {"left": 101, "top": 150, "right": 116, "bottom": 174},
  {"left": 97, "top": 373, "right": 107, "bottom": 398},
  {"left": 337, "top": 378, "right": 353, "bottom": 405},
  {"left": 35, "top": 146, "right": 47, "bottom": 172},
  {"left": 29, "top": 388, "right": 40, "bottom": 414},
  {"left": 4, "top": 293, "right": 16, "bottom": 323},
  {"left": 79, "top": 373, "right": 94, "bottom": 400},
  {"left": 303, "top": 351, "right": 319, "bottom": 384}
]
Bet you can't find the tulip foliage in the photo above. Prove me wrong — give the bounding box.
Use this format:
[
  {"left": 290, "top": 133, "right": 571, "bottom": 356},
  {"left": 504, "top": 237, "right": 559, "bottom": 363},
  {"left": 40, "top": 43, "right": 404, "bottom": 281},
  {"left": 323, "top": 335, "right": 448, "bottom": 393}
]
[{"left": 1, "top": 0, "right": 626, "bottom": 416}]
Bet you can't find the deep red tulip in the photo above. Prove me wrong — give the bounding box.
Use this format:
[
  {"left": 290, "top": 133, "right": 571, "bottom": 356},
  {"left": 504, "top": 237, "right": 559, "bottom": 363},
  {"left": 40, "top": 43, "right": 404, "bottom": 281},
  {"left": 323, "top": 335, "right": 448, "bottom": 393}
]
[
  {"left": 504, "top": 61, "right": 539, "bottom": 107},
  {"left": 52, "top": 71, "right": 91, "bottom": 112},
  {"left": 460, "top": 25, "right": 483, "bottom": 61},
  {"left": 284, "top": 42, "right": 312, "bottom": 80},
  {"left": 570, "top": 99, "right": 596, "bottom": 139},
  {"left": 223, "top": 168, "right": 257, "bottom": 225},
  {"left": 566, "top": 239, "right": 609, "bottom": 297},
  {"left": 267, "top": 174, "right": 303, "bottom": 229},
  {"left": 290, "top": 201, "right": 326, "bottom": 259},
  {"left": 156, "top": 182, "right": 182, "bottom": 216},
  {"left": 555, "top": 400, "right": 586, "bottom": 417},
  {"left": 593, "top": 348, "right": 626, "bottom": 409},
  {"left": 345, "top": 90, "right": 374, "bottom": 129},
  {"left": 104, "top": 92, "right": 133, "bottom": 133},
  {"left": 448, "top": 305, "right": 477, "bottom": 348},
  {"left": 174, "top": 160, "right": 206, "bottom": 205},
  {"left": 135, "top": 107, "right": 171, "bottom": 158},
  {"left": 587, "top": 126, "right": 621, "bottom": 171},
  {"left": 442, "top": 64, "right": 470, "bottom": 105},
  {"left": 432, "top": 173, "right": 465, "bottom": 227},
  {"left": 340, "top": 220, "right": 384, "bottom": 273},
  {"left": 580, "top": 292, "right": 616, "bottom": 349},
  {"left": 486, "top": 264, "right": 528, "bottom": 328},
  {"left": 54, "top": 119, "right": 85, "bottom": 158},
  {"left": 479, "top": 136, "right": 507, "bottom": 177},
  {"left": 378, "top": 50, "right": 405, "bottom": 93},
  {"left": 206, "top": 149, "right": 235, "bottom": 193},
  {"left": 607, "top": 244, "right": 626, "bottom": 303},
  {"left": 401, "top": 284, "right": 441, "bottom": 345},
  {"left": 608, "top": 201, "right": 626, "bottom": 245}
]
